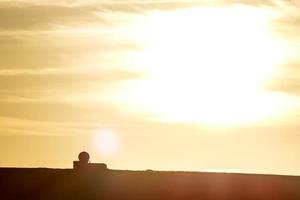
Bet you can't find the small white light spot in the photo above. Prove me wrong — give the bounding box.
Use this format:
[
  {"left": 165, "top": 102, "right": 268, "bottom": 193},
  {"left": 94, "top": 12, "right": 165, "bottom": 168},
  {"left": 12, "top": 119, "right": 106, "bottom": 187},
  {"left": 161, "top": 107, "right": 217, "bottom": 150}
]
[{"left": 93, "top": 129, "right": 120, "bottom": 156}]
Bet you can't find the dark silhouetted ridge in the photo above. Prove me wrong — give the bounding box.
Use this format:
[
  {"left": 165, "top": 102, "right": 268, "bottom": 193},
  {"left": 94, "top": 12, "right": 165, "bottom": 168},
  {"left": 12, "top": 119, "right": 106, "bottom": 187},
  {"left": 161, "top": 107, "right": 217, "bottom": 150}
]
[{"left": 1, "top": 167, "right": 300, "bottom": 200}]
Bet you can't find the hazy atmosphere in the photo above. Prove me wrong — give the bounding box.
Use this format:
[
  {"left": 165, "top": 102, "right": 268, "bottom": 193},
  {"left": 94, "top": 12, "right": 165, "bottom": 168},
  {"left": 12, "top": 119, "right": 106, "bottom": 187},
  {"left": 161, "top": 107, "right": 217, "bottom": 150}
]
[{"left": 1, "top": 0, "right": 300, "bottom": 175}]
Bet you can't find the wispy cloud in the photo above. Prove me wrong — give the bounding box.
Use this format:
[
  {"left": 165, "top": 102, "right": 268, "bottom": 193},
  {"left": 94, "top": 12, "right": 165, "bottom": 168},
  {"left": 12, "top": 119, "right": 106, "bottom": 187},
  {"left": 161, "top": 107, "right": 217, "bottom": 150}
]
[{"left": 0, "top": 0, "right": 300, "bottom": 136}]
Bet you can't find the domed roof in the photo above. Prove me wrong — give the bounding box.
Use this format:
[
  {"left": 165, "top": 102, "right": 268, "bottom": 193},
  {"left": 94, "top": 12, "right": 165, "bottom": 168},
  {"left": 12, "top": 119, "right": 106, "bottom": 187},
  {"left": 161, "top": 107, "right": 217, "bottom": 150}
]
[{"left": 78, "top": 151, "right": 90, "bottom": 163}]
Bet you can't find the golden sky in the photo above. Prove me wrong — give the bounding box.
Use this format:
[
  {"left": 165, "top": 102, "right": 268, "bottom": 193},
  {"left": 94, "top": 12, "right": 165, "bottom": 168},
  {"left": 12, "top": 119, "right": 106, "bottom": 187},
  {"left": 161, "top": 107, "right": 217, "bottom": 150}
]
[{"left": 1, "top": 0, "right": 300, "bottom": 175}]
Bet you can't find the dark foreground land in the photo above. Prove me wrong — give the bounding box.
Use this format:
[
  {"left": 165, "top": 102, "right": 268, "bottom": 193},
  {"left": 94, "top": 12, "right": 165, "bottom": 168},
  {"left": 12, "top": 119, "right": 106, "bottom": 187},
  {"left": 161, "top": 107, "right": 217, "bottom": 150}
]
[{"left": 1, "top": 168, "right": 300, "bottom": 200}]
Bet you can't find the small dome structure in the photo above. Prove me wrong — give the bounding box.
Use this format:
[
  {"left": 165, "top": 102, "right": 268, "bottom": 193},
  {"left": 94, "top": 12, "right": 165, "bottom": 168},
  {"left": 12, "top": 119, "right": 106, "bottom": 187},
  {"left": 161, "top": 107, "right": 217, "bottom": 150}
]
[
  {"left": 78, "top": 151, "right": 90, "bottom": 164},
  {"left": 73, "top": 151, "right": 107, "bottom": 170}
]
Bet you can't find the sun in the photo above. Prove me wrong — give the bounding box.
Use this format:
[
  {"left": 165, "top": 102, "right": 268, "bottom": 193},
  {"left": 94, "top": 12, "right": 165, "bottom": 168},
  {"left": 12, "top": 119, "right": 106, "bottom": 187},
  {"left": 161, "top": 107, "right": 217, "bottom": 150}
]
[{"left": 114, "top": 5, "right": 293, "bottom": 125}]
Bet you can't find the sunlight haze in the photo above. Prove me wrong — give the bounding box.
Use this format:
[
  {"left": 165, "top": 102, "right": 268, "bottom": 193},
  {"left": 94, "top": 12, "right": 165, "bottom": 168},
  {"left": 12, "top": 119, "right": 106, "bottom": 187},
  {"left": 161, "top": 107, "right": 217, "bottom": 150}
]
[{"left": 1, "top": 0, "right": 300, "bottom": 176}]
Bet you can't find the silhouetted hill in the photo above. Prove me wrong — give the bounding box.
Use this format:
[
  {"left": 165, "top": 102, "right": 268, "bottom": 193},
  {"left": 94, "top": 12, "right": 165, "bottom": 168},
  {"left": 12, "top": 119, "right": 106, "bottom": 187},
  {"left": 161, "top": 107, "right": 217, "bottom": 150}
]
[{"left": 1, "top": 168, "right": 300, "bottom": 200}]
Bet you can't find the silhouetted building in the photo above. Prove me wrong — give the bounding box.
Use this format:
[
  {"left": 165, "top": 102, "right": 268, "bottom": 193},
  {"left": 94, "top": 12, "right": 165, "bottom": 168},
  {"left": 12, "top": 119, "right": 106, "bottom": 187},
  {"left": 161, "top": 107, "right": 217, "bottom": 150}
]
[{"left": 73, "top": 151, "right": 107, "bottom": 171}]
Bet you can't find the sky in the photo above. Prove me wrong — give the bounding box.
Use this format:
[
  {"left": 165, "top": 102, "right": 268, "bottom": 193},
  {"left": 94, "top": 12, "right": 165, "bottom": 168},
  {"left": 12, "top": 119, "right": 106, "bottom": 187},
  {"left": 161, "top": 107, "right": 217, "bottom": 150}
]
[{"left": 1, "top": 0, "right": 300, "bottom": 175}]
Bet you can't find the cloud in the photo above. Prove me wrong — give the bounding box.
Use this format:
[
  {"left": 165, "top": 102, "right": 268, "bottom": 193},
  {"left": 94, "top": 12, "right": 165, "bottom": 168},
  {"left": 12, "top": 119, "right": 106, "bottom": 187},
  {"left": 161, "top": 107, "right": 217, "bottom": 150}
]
[
  {"left": 0, "top": 100, "right": 152, "bottom": 136},
  {"left": 1, "top": 0, "right": 300, "bottom": 137},
  {"left": 270, "top": 79, "right": 300, "bottom": 94},
  {"left": 0, "top": 0, "right": 298, "bottom": 34},
  {"left": 271, "top": 6, "right": 300, "bottom": 40},
  {"left": 0, "top": 3, "right": 102, "bottom": 31},
  {"left": 0, "top": 69, "right": 144, "bottom": 106},
  {"left": 266, "top": 62, "right": 300, "bottom": 95},
  {"left": 0, "top": 116, "right": 92, "bottom": 135},
  {"left": 0, "top": 100, "right": 207, "bottom": 136},
  {"left": 257, "top": 2, "right": 300, "bottom": 96}
]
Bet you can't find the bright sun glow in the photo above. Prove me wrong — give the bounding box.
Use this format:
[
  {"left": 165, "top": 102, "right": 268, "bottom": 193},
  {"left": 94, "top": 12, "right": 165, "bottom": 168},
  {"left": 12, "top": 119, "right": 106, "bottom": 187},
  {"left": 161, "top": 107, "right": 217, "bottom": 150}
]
[
  {"left": 93, "top": 129, "right": 120, "bottom": 156},
  {"left": 113, "top": 6, "right": 294, "bottom": 125}
]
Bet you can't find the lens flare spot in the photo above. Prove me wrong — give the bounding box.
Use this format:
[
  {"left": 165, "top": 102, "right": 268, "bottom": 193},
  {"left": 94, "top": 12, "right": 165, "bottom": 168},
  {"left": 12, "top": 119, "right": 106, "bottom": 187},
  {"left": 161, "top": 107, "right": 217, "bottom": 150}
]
[{"left": 93, "top": 129, "right": 120, "bottom": 156}]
